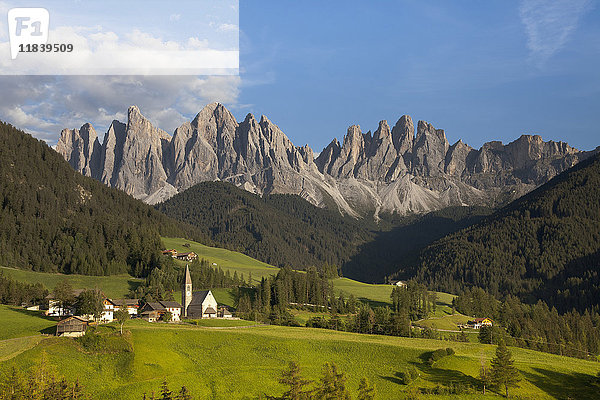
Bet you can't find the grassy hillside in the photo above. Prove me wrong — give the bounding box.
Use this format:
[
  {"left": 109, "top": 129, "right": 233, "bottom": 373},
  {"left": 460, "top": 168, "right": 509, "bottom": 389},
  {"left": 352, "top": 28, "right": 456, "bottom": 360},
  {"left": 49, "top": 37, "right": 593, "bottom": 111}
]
[
  {"left": 163, "top": 237, "right": 401, "bottom": 306},
  {"left": 0, "top": 266, "right": 142, "bottom": 298},
  {"left": 0, "top": 305, "right": 56, "bottom": 340},
  {"left": 1, "top": 316, "right": 598, "bottom": 399}
]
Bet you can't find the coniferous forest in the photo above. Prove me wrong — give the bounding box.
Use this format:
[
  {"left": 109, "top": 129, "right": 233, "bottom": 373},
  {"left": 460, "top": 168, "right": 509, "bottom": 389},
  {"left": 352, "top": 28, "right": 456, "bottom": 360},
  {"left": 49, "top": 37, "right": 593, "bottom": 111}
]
[
  {"left": 412, "top": 152, "right": 600, "bottom": 312},
  {"left": 0, "top": 122, "right": 203, "bottom": 277}
]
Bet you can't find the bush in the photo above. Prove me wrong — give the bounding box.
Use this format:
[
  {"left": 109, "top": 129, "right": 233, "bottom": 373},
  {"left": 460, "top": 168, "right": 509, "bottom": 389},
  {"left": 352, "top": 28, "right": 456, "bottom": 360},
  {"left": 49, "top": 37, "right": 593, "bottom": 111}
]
[
  {"left": 398, "top": 366, "right": 419, "bottom": 384},
  {"left": 425, "top": 348, "right": 452, "bottom": 366}
]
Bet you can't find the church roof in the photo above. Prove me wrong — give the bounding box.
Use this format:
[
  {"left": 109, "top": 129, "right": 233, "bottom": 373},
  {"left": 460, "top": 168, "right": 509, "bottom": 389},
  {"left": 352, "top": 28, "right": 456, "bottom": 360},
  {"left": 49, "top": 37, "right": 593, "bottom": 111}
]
[
  {"left": 184, "top": 265, "right": 192, "bottom": 285},
  {"left": 189, "top": 290, "right": 211, "bottom": 306}
]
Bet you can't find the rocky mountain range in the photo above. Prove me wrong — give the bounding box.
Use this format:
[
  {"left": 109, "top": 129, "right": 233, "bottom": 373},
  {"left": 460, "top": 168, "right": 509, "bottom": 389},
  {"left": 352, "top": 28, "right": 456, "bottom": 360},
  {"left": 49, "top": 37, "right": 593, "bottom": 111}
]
[{"left": 56, "top": 103, "right": 597, "bottom": 218}]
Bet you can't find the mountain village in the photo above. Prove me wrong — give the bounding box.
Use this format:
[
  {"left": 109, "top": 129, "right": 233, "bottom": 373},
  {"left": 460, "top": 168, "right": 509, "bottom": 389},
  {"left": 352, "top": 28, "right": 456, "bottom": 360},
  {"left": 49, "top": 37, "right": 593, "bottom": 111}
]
[{"left": 51, "top": 265, "right": 232, "bottom": 337}]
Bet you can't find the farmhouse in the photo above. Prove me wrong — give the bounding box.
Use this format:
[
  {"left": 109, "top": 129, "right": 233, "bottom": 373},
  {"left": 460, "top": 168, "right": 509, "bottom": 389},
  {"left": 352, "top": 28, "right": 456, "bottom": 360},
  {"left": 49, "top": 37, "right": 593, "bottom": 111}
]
[
  {"left": 45, "top": 289, "right": 84, "bottom": 317},
  {"left": 390, "top": 280, "right": 407, "bottom": 287},
  {"left": 139, "top": 301, "right": 182, "bottom": 322},
  {"left": 467, "top": 318, "right": 493, "bottom": 329},
  {"left": 181, "top": 265, "right": 218, "bottom": 319},
  {"left": 56, "top": 316, "right": 89, "bottom": 337},
  {"left": 162, "top": 249, "right": 178, "bottom": 257},
  {"left": 175, "top": 252, "right": 198, "bottom": 261},
  {"left": 110, "top": 299, "right": 140, "bottom": 316}
]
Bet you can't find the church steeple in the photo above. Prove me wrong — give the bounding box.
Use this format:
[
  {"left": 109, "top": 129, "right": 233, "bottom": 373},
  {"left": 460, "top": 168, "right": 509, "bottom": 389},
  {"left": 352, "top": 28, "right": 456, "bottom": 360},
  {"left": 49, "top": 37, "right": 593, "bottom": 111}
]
[{"left": 182, "top": 264, "right": 193, "bottom": 317}]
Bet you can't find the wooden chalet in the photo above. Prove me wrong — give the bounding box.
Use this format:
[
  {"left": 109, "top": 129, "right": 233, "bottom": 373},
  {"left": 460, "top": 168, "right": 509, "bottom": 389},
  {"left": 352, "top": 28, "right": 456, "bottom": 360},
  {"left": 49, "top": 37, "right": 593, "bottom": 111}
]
[
  {"left": 175, "top": 252, "right": 198, "bottom": 261},
  {"left": 56, "top": 316, "right": 89, "bottom": 337}
]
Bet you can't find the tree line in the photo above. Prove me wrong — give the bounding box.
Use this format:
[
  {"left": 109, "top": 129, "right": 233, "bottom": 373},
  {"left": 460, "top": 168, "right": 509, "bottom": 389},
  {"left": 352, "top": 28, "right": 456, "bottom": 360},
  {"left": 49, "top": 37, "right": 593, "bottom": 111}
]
[
  {"left": 0, "top": 271, "right": 47, "bottom": 306},
  {"left": 455, "top": 287, "right": 600, "bottom": 359},
  {"left": 413, "top": 152, "right": 600, "bottom": 313}
]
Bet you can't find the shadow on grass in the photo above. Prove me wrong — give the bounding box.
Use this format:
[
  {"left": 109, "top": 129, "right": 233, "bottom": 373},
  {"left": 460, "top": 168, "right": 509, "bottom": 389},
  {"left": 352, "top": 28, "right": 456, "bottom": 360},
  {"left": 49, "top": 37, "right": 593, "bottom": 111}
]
[
  {"left": 379, "top": 372, "right": 405, "bottom": 385},
  {"left": 521, "top": 367, "right": 599, "bottom": 400},
  {"left": 412, "top": 360, "right": 480, "bottom": 389},
  {"left": 358, "top": 298, "right": 390, "bottom": 308},
  {"left": 127, "top": 279, "right": 143, "bottom": 293},
  {"left": 9, "top": 306, "right": 57, "bottom": 322}
]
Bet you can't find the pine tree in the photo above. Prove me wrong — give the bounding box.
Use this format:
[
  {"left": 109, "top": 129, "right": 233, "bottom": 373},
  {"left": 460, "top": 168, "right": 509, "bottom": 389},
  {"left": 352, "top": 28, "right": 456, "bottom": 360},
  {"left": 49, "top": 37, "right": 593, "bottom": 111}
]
[
  {"left": 159, "top": 380, "right": 172, "bottom": 400},
  {"left": 314, "top": 362, "right": 350, "bottom": 400},
  {"left": 357, "top": 377, "right": 376, "bottom": 400},
  {"left": 177, "top": 385, "right": 192, "bottom": 400},
  {"left": 490, "top": 340, "right": 521, "bottom": 397},
  {"left": 278, "top": 361, "right": 311, "bottom": 400},
  {"left": 479, "top": 354, "right": 492, "bottom": 395}
]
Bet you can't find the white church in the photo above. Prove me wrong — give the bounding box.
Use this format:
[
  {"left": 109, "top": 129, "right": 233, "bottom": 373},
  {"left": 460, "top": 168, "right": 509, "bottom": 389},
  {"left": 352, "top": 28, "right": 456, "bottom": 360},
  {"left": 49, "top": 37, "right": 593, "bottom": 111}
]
[{"left": 182, "top": 265, "right": 219, "bottom": 319}]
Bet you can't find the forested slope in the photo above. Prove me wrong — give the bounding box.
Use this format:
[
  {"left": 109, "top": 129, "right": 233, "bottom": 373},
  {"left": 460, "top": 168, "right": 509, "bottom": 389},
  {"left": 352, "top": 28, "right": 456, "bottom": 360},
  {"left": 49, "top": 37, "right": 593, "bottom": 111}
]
[
  {"left": 0, "top": 122, "right": 203, "bottom": 277},
  {"left": 156, "top": 181, "right": 373, "bottom": 270},
  {"left": 414, "top": 152, "right": 600, "bottom": 311}
]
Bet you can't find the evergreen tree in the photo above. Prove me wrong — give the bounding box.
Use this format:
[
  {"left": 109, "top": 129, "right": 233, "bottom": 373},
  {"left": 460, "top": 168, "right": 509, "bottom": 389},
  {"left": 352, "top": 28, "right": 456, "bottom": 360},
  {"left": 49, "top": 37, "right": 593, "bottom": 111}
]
[
  {"left": 357, "top": 377, "right": 376, "bottom": 400},
  {"left": 314, "top": 362, "right": 351, "bottom": 400},
  {"left": 277, "top": 361, "right": 311, "bottom": 400},
  {"left": 490, "top": 340, "right": 521, "bottom": 397},
  {"left": 75, "top": 289, "right": 104, "bottom": 321},
  {"left": 159, "top": 380, "right": 172, "bottom": 400}
]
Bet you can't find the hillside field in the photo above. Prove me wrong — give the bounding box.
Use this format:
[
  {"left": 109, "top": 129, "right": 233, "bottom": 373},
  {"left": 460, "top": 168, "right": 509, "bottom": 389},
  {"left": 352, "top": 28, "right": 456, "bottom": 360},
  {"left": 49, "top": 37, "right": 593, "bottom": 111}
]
[{"left": 0, "top": 309, "right": 598, "bottom": 399}]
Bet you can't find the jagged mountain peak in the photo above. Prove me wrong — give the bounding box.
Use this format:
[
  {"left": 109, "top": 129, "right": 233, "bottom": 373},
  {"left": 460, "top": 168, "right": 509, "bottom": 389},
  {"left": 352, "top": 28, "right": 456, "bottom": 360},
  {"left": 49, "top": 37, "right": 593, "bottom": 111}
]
[{"left": 57, "top": 103, "right": 597, "bottom": 217}]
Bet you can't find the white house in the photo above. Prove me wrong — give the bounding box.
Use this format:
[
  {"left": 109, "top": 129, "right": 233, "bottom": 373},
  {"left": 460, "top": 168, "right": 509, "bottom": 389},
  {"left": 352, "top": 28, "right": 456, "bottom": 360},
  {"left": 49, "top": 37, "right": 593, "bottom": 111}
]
[
  {"left": 159, "top": 301, "right": 182, "bottom": 321},
  {"left": 45, "top": 289, "right": 84, "bottom": 317}
]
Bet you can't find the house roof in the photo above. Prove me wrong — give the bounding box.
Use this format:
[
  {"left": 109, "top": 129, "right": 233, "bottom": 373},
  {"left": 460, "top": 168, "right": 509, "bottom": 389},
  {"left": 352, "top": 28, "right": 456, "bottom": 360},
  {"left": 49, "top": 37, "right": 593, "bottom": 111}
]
[
  {"left": 176, "top": 252, "right": 196, "bottom": 258},
  {"left": 143, "top": 302, "right": 166, "bottom": 312},
  {"left": 57, "top": 316, "right": 88, "bottom": 324},
  {"left": 110, "top": 299, "right": 139, "bottom": 307},
  {"left": 160, "top": 301, "right": 182, "bottom": 309},
  {"left": 189, "top": 290, "right": 211, "bottom": 306},
  {"left": 221, "top": 308, "right": 232, "bottom": 315},
  {"left": 473, "top": 318, "right": 492, "bottom": 323},
  {"left": 204, "top": 307, "right": 217, "bottom": 314}
]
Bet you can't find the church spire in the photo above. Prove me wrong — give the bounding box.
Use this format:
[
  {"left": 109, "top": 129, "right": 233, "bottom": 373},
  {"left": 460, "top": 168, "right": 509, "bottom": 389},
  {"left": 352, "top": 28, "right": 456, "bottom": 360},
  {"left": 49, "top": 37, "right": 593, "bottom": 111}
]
[
  {"left": 182, "top": 264, "right": 193, "bottom": 318},
  {"left": 184, "top": 264, "right": 192, "bottom": 285}
]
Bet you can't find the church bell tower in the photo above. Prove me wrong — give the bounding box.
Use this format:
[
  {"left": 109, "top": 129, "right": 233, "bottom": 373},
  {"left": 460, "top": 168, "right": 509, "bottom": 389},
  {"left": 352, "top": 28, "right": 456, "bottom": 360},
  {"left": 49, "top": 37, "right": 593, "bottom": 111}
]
[{"left": 182, "top": 264, "right": 193, "bottom": 317}]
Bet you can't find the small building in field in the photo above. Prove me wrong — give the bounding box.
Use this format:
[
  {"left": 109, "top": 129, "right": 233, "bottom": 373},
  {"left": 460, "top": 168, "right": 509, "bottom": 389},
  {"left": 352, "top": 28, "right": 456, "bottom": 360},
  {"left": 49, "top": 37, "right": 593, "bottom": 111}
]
[
  {"left": 56, "top": 316, "right": 89, "bottom": 337},
  {"left": 390, "top": 280, "right": 407, "bottom": 288},
  {"left": 175, "top": 252, "right": 198, "bottom": 262},
  {"left": 467, "top": 318, "right": 493, "bottom": 329},
  {"left": 181, "top": 265, "right": 218, "bottom": 319}
]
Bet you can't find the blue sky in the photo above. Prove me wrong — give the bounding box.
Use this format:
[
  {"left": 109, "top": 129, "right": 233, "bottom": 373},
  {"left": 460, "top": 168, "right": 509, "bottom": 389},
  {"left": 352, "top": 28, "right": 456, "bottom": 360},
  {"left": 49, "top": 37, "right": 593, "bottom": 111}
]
[
  {"left": 235, "top": 0, "right": 600, "bottom": 151},
  {"left": 0, "top": 0, "right": 598, "bottom": 153}
]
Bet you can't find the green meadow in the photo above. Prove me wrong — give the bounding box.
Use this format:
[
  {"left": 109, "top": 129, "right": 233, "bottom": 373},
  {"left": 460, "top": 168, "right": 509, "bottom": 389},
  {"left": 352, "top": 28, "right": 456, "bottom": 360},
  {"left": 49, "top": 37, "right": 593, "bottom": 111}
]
[
  {"left": 0, "top": 314, "right": 598, "bottom": 400},
  {"left": 0, "top": 266, "right": 142, "bottom": 298}
]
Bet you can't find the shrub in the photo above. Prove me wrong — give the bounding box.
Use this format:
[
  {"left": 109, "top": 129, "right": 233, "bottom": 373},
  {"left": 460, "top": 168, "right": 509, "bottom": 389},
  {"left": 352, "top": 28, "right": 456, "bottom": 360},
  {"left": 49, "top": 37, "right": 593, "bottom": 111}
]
[{"left": 445, "top": 347, "right": 455, "bottom": 356}]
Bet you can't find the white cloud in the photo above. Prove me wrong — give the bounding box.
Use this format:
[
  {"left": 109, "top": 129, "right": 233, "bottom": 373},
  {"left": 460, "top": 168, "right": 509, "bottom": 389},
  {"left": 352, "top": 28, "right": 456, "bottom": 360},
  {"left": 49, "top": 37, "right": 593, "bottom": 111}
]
[
  {"left": 0, "top": 75, "right": 242, "bottom": 144},
  {"left": 169, "top": 14, "right": 181, "bottom": 22},
  {"left": 519, "top": 0, "right": 592, "bottom": 66},
  {"left": 0, "top": 25, "right": 238, "bottom": 74},
  {"left": 218, "top": 23, "right": 239, "bottom": 33}
]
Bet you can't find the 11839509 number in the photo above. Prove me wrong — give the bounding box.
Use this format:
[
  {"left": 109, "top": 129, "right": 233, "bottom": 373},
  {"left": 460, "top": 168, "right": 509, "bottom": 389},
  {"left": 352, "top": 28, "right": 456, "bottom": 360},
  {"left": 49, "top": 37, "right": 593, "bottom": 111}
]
[{"left": 18, "top": 44, "right": 74, "bottom": 53}]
